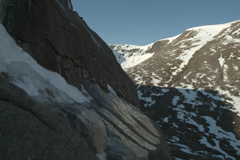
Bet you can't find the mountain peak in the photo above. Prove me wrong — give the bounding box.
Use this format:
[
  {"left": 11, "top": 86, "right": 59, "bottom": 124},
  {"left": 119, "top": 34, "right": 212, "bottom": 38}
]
[{"left": 111, "top": 19, "right": 240, "bottom": 159}]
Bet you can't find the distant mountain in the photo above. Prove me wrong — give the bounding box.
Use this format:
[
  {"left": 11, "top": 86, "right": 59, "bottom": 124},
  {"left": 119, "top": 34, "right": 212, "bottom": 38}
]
[
  {"left": 110, "top": 43, "right": 154, "bottom": 68},
  {"left": 110, "top": 20, "right": 240, "bottom": 159}
]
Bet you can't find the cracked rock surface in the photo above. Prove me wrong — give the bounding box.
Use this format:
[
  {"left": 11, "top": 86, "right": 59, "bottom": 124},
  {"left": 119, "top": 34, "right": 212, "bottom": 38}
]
[{"left": 0, "top": 0, "right": 171, "bottom": 159}]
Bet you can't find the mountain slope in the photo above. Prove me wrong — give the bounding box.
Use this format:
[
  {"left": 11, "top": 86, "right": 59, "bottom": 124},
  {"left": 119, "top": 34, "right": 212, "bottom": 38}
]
[
  {"left": 111, "top": 20, "right": 240, "bottom": 114},
  {"left": 110, "top": 43, "right": 154, "bottom": 68},
  {"left": 111, "top": 20, "right": 240, "bottom": 159},
  {"left": 0, "top": 1, "right": 171, "bottom": 159}
]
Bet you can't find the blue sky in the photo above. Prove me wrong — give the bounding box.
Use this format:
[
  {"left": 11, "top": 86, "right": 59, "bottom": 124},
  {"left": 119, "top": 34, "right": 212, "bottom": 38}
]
[{"left": 72, "top": 0, "right": 240, "bottom": 45}]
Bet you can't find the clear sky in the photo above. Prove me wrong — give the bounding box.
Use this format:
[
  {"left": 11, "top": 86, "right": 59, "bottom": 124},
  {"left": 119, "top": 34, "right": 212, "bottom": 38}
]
[{"left": 71, "top": 0, "right": 240, "bottom": 46}]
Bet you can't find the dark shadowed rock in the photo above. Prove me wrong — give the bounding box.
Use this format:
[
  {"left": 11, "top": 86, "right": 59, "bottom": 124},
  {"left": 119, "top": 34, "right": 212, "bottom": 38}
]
[
  {"left": 0, "top": 0, "right": 172, "bottom": 159},
  {"left": 0, "top": 76, "right": 97, "bottom": 160},
  {"left": 0, "top": 0, "right": 139, "bottom": 108}
]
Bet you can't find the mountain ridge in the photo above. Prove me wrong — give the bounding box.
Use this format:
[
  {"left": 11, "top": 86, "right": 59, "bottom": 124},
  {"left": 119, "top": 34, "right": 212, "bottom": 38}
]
[
  {"left": 111, "top": 20, "right": 240, "bottom": 70},
  {"left": 110, "top": 20, "right": 240, "bottom": 159}
]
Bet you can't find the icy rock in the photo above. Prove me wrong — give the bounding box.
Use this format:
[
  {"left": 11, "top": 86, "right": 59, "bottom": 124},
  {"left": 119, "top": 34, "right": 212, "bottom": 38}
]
[
  {"left": 81, "top": 80, "right": 171, "bottom": 160},
  {"left": 0, "top": 77, "right": 97, "bottom": 160},
  {"left": 0, "top": 0, "right": 140, "bottom": 109},
  {"left": 59, "top": 105, "right": 108, "bottom": 153}
]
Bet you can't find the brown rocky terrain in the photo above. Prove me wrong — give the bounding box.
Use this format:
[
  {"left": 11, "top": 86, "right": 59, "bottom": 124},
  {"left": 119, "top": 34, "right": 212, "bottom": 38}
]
[{"left": 111, "top": 20, "right": 240, "bottom": 159}]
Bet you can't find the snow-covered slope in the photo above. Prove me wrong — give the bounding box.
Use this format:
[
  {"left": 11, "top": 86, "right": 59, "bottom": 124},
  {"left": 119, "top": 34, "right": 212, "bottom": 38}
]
[
  {"left": 0, "top": 24, "right": 92, "bottom": 104},
  {"left": 110, "top": 35, "right": 182, "bottom": 69},
  {"left": 138, "top": 85, "right": 240, "bottom": 159},
  {"left": 113, "top": 20, "right": 240, "bottom": 113},
  {"left": 110, "top": 44, "right": 154, "bottom": 68},
  {"left": 111, "top": 20, "right": 240, "bottom": 159},
  {"left": 111, "top": 20, "right": 238, "bottom": 71}
]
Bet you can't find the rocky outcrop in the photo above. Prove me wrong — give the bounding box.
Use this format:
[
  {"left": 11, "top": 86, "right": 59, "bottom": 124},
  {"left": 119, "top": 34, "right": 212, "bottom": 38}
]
[
  {"left": 0, "top": 51, "right": 171, "bottom": 159},
  {"left": 0, "top": 76, "right": 97, "bottom": 160},
  {"left": 0, "top": 0, "right": 171, "bottom": 159},
  {"left": 82, "top": 79, "right": 171, "bottom": 160},
  {"left": 0, "top": 0, "right": 139, "bottom": 108}
]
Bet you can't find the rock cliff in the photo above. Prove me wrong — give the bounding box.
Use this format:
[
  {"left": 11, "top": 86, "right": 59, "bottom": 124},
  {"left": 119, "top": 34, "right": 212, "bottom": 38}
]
[
  {"left": 0, "top": 0, "right": 139, "bottom": 107},
  {"left": 0, "top": 0, "right": 171, "bottom": 159}
]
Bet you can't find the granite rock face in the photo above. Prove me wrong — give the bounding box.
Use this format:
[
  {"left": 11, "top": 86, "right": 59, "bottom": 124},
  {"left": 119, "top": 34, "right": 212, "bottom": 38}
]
[
  {"left": 0, "top": 0, "right": 139, "bottom": 108},
  {"left": 0, "top": 77, "right": 97, "bottom": 160},
  {"left": 0, "top": 0, "right": 171, "bottom": 159}
]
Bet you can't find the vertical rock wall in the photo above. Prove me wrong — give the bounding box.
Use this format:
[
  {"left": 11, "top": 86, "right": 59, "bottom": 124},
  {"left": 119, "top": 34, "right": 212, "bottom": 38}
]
[
  {"left": 0, "top": 0, "right": 171, "bottom": 159},
  {"left": 0, "top": 0, "right": 140, "bottom": 108}
]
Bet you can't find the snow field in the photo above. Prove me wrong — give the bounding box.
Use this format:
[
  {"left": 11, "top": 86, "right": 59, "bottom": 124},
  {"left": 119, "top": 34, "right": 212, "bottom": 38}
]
[{"left": 137, "top": 86, "right": 240, "bottom": 159}]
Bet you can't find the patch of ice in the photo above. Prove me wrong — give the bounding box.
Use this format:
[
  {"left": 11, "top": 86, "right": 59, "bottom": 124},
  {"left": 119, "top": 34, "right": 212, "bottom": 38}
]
[
  {"left": 96, "top": 152, "right": 107, "bottom": 160},
  {"left": 202, "top": 116, "right": 240, "bottom": 156},
  {"left": 107, "top": 84, "right": 117, "bottom": 96},
  {"left": 137, "top": 90, "right": 156, "bottom": 108},
  {"left": 232, "top": 27, "right": 240, "bottom": 35},
  {"left": 172, "top": 45, "right": 202, "bottom": 76},
  {"left": 218, "top": 53, "right": 224, "bottom": 68},
  {"left": 121, "top": 52, "right": 154, "bottom": 69},
  {"left": 175, "top": 143, "right": 193, "bottom": 155},
  {"left": 170, "top": 136, "right": 180, "bottom": 142},
  {"left": 172, "top": 96, "right": 180, "bottom": 106},
  {"left": 199, "top": 137, "right": 226, "bottom": 159},
  {"left": 178, "top": 89, "right": 204, "bottom": 105},
  {"left": 111, "top": 43, "right": 155, "bottom": 69},
  {"left": 172, "top": 123, "right": 179, "bottom": 128},
  {"left": 216, "top": 88, "right": 240, "bottom": 116},
  {"left": 163, "top": 117, "right": 169, "bottom": 123},
  {"left": 112, "top": 50, "right": 126, "bottom": 64}
]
